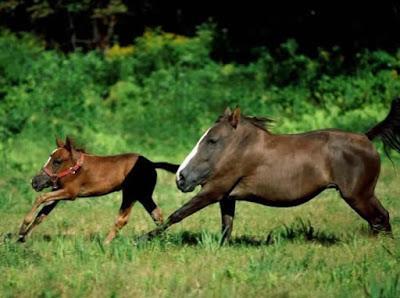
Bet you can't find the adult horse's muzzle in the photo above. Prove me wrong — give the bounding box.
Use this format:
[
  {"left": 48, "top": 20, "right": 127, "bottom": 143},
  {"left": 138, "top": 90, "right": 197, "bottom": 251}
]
[
  {"left": 176, "top": 172, "right": 196, "bottom": 192},
  {"left": 176, "top": 168, "right": 208, "bottom": 193},
  {"left": 31, "top": 172, "right": 52, "bottom": 192}
]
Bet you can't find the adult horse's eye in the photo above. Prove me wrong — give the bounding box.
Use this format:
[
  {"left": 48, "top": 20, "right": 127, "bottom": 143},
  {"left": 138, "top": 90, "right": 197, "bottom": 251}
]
[{"left": 207, "top": 138, "right": 218, "bottom": 145}]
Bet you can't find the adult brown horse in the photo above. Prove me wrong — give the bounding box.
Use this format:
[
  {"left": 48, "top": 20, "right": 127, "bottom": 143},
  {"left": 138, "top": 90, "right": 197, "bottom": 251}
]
[
  {"left": 144, "top": 98, "right": 400, "bottom": 244},
  {"left": 18, "top": 137, "right": 179, "bottom": 243}
]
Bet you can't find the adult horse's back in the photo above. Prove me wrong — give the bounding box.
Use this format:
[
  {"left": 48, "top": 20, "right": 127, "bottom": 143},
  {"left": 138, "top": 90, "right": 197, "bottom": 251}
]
[{"left": 145, "top": 99, "right": 400, "bottom": 243}]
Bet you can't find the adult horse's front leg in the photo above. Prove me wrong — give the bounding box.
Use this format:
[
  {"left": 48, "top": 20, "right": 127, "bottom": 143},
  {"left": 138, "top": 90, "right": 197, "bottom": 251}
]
[
  {"left": 141, "top": 189, "right": 223, "bottom": 240},
  {"left": 18, "top": 189, "right": 72, "bottom": 239},
  {"left": 219, "top": 198, "right": 236, "bottom": 245}
]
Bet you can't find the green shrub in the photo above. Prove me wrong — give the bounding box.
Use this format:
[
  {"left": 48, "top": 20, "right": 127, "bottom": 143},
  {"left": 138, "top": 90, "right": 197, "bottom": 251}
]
[{"left": 0, "top": 25, "right": 400, "bottom": 172}]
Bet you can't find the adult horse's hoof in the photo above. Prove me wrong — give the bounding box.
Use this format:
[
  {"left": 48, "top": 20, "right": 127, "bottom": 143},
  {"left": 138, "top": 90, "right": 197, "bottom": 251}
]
[
  {"left": 136, "top": 228, "right": 163, "bottom": 244},
  {"left": 370, "top": 223, "right": 393, "bottom": 237}
]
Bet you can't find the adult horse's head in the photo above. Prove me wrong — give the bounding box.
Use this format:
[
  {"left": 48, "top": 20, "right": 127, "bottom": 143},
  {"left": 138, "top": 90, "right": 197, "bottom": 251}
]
[
  {"left": 176, "top": 107, "right": 271, "bottom": 192},
  {"left": 31, "top": 137, "right": 83, "bottom": 191}
]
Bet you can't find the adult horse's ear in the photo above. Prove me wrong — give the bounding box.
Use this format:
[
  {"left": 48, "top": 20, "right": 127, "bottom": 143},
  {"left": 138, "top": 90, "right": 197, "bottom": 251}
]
[
  {"left": 229, "top": 107, "right": 241, "bottom": 128},
  {"left": 224, "top": 107, "right": 232, "bottom": 117},
  {"left": 56, "top": 138, "right": 65, "bottom": 148}
]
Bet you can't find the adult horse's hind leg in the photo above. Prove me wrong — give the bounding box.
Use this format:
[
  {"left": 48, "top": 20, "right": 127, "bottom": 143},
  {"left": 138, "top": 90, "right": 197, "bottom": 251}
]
[
  {"left": 18, "top": 201, "right": 59, "bottom": 242},
  {"left": 219, "top": 198, "right": 236, "bottom": 245},
  {"left": 104, "top": 191, "right": 135, "bottom": 244},
  {"left": 334, "top": 149, "right": 391, "bottom": 234},
  {"left": 342, "top": 193, "right": 391, "bottom": 234}
]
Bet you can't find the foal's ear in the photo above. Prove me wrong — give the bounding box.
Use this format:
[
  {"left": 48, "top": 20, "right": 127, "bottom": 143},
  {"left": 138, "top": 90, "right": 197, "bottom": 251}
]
[
  {"left": 65, "top": 136, "right": 80, "bottom": 160},
  {"left": 229, "top": 107, "right": 241, "bottom": 128},
  {"left": 224, "top": 107, "right": 232, "bottom": 117},
  {"left": 56, "top": 138, "right": 65, "bottom": 148},
  {"left": 64, "top": 136, "right": 74, "bottom": 151}
]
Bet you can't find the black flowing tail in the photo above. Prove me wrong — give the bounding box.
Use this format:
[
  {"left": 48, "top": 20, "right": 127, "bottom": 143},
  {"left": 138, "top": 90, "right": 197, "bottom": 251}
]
[
  {"left": 152, "top": 162, "right": 180, "bottom": 173},
  {"left": 366, "top": 97, "right": 400, "bottom": 155}
]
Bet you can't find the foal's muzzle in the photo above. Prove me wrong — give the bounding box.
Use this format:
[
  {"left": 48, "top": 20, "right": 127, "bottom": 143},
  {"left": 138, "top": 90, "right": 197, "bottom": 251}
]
[{"left": 31, "top": 172, "right": 52, "bottom": 192}]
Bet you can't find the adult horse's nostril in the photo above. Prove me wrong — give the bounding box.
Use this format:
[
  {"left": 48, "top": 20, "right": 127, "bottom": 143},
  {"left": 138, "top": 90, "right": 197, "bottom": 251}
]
[
  {"left": 177, "top": 173, "right": 186, "bottom": 188},
  {"left": 179, "top": 173, "right": 185, "bottom": 182}
]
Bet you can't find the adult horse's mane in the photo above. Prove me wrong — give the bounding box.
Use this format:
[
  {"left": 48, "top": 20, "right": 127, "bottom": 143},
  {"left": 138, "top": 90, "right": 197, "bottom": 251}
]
[
  {"left": 243, "top": 116, "right": 274, "bottom": 132},
  {"left": 217, "top": 114, "right": 274, "bottom": 132}
]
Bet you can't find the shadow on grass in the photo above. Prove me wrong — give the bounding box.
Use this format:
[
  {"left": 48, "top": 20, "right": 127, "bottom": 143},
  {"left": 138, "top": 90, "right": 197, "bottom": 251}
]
[
  {"left": 9, "top": 218, "right": 392, "bottom": 248},
  {"left": 163, "top": 218, "right": 341, "bottom": 247},
  {"left": 0, "top": 231, "right": 111, "bottom": 244},
  {"left": 2, "top": 219, "right": 340, "bottom": 247}
]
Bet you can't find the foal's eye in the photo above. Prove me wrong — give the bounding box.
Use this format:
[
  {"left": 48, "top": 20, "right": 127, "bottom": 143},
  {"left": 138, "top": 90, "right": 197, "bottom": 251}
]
[{"left": 52, "top": 159, "right": 62, "bottom": 166}]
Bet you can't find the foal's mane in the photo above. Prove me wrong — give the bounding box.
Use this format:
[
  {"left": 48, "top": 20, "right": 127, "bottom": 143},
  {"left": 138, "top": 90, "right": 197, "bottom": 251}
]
[
  {"left": 65, "top": 137, "right": 88, "bottom": 153},
  {"left": 75, "top": 147, "right": 87, "bottom": 153}
]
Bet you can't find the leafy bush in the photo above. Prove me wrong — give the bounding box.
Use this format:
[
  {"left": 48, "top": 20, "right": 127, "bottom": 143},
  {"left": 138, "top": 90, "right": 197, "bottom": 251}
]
[{"left": 1, "top": 25, "right": 400, "bottom": 170}]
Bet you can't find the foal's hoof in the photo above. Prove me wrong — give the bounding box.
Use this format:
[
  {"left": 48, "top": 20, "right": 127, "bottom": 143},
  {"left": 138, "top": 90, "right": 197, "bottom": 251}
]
[
  {"left": 16, "top": 235, "right": 26, "bottom": 243},
  {"left": 19, "top": 222, "right": 30, "bottom": 235},
  {"left": 103, "top": 238, "right": 114, "bottom": 246}
]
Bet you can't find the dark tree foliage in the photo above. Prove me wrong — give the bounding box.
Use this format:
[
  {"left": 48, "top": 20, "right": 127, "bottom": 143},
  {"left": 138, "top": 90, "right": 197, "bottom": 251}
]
[{"left": 1, "top": 0, "right": 400, "bottom": 61}]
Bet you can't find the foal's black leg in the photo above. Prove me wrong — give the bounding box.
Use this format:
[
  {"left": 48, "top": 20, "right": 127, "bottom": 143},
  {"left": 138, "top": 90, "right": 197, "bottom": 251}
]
[
  {"left": 109, "top": 155, "right": 162, "bottom": 244},
  {"left": 139, "top": 196, "right": 163, "bottom": 225},
  {"left": 219, "top": 198, "right": 236, "bottom": 245},
  {"left": 130, "top": 169, "right": 162, "bottom": 225},
  {"left": 131, "top": 156, "right": 162, "bottom": 225},
  {"left": 18, "top": 201, "right": 59, "bottom": 242},
  {"left": 105, "top": 191, "right": 136, "bottom": 244}
]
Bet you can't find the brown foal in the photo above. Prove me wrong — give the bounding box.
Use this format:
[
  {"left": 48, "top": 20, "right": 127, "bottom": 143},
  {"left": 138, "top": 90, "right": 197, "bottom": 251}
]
[
  {"left": 144, "top": 98, "right": 400, "bottom": 244},
  {"left": 18, "top": 137, "right": 178, "bottom": 243}
]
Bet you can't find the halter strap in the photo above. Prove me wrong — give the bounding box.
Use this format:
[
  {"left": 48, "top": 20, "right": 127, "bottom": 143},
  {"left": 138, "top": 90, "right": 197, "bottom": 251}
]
[{"left": 43, "top": 153, "right": 84, "bottom": 181}]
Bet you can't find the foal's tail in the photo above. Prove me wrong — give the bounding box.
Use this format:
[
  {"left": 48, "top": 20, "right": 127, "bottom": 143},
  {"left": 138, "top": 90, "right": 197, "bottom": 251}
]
[
  {"left": 366, "top": 97, "right": 400, "bottom": 154},
  {"left": 152, "top": 162, "right": 180, "bottom": 173}
]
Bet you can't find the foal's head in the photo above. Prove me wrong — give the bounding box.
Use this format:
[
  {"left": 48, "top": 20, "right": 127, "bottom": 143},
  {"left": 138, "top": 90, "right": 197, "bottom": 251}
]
[
  {"left": 31, "top": 137, "right": 83, "bottom": 191},
  {"left": 176, "top": 107, "right": 271, "bottom": 192}
]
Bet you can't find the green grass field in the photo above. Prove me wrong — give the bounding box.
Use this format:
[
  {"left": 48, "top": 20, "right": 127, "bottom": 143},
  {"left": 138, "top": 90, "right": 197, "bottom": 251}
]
[
  {"left": 1, "top": 162, "right": 399, "bottom": 297},
  {"left": 1, "top": 29, "right": 400, "bottom": 297}
]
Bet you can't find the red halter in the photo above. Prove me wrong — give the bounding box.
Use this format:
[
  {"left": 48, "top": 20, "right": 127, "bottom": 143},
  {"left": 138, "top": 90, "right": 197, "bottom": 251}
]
[{"left": 43, "top": 153, "right": 84, "bottom": 184}]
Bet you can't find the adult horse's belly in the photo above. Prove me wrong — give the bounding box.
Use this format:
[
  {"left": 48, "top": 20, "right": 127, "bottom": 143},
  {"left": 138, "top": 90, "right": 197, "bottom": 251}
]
[{"left": 229, "top": 152, "right": 331, "bottom": 207}]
